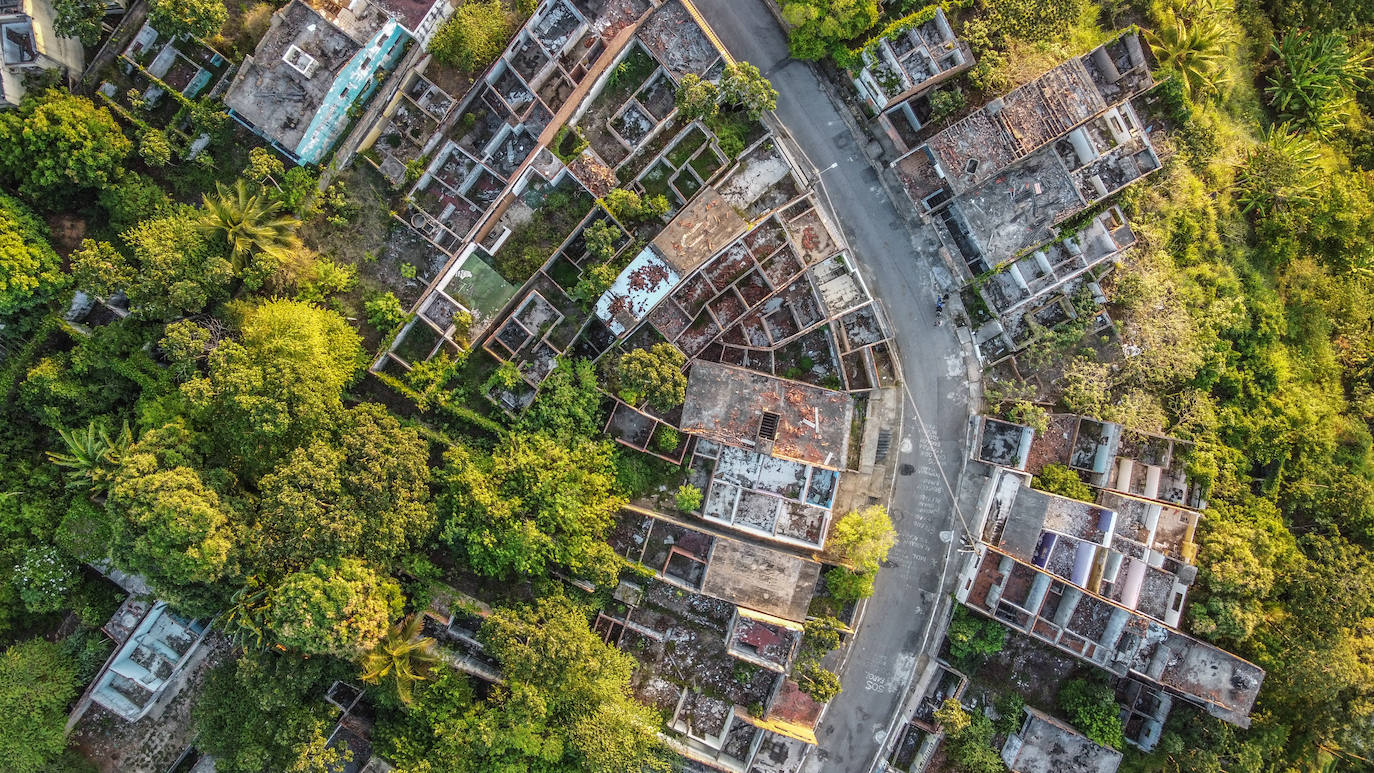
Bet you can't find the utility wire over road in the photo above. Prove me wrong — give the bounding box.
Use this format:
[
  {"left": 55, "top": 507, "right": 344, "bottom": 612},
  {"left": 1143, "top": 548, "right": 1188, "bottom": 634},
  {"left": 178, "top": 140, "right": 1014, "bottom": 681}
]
[{"left": 689, "top": 1, "right": 981, "bottom": 770}]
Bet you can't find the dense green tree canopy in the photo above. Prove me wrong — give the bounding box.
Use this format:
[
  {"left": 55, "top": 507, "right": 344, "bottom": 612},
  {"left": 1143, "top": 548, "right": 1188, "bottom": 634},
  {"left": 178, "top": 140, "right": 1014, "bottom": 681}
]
[
  {"left": 614, "top": 343, "right": 686, "bottom": 411},
  {"left": 720, "top": 62, "right": 779, "bottom": 119},
  {"left": 182, "top": 299, "right": 362, "bottom": 472},
  {"left": 1058, "top": 678, "right": 1125, "bottom": 749},
  {"left": 781, "top": 0, "right": 878, "bottom": 60},
  {"left": 194, "top": 651, "right": 349, "bottom": 773},
  {"left": 107, "top": 420, "right": 235, "bottom": 596},
  {"left": 266, "top": 557, "right": 402, "bottom": 655},
  {"left": 828, "top": 504, "right": 895, "bottom": 571},
  {"left": 249, "top": 403, "right": 434, "bottom": 572},
  {"left": 148, "top": 0, "right": 227, "bottom": 40},
  {"left": 468, "top": 597, "right": 670, "bottom": 773},
  {"left": 51, "top": 0, "right": 105, "bottom": 45},
  {"left": 518, "top": 358, "right": 605, "bottom": 441},
  {"left": 675, "top": 73, "right": 719, "bottom": 121},
  {"left": 120, "top": 207, "right": 234, "bottom": 320},
  {"left": 0, "top": 90, "right": 131, "bottom": 204},
  {"left": 438, "top": 434, "right": 624, "bottom": 583},
  {"left": 429, "top": 0, "right": 509, "bottom": 72},
  {"left": 0, "top": 191, "right": 64, "bottom": 318},
  {"left": 0, "top": 638, "right": 78, "bottom": 773}
]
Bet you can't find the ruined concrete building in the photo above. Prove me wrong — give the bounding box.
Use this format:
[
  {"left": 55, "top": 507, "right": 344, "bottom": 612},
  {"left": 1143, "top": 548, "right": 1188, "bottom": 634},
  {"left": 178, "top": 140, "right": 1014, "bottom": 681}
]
[
  {"left": 972, "top": 206, "right": 1134, "bottom": 362},
  {"left": 957, "top": 417, "right": 1261, "bottom": 748},
  {"left": 976, "top": 467, "right": 1196, "bottom": 628},
  {"left": 956, "top": 547, "right": 1263, "bottom": 730},
  {"left": 851, "top": 7, "right": 973, "bottom": 146},
  {"left": 894, "top": 31, "right": 1158, "bottom": 276},
  {"left": 678, "top": 361, "right": 852, "bottom": 549},
  {"left": 1002, "top": 707, "right": 1123, "bottom": 773},
  {"left": 0, "top": 0, "right": 87, "bottom": 107},
  {"left": 224, "top": 0, "right": 444, "bottom": 163}
]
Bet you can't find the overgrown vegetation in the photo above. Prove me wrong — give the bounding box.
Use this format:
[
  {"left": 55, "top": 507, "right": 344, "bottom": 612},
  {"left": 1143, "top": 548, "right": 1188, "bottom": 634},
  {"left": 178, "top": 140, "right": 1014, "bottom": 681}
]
[
  {"left": 961, "top": 0, "right": 1374, "bottom": 767},
  {"left": 428, "top": 0, "right": 512, "bottom": 73}
]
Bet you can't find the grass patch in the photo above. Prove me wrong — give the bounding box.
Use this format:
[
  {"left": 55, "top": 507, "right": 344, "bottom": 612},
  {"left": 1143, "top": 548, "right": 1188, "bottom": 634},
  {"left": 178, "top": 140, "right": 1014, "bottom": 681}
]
[
  {"left": 552, "top": 125, "right": 588, "bottom": 163},
  {"left": 689, "top": 148, "right": 724, "bottom": 180},
  {"left": 666, "top": 127, "right": 708, "bottom": 168},
  {"left": 493, "top": 184, "right": 594, "bottom": 283},
  {"left": 640, "top": 161, "right": 674, "bottom": 200}
]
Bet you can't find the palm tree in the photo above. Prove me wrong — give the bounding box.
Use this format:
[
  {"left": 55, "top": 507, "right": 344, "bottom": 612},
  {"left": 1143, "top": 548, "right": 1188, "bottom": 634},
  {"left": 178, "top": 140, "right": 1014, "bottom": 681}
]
[
  {"left": 359, "top": 614, "right": 439, "bottom": 705},
  {"left": 47, "top": 421, "right": 131, "bottom": 492},
  {"left": 1236, "top": 124, "right": 1322, "bottom": 217},
  {"left": 199, "top": 179, "right": 301, "bottom": 272},
  {"left": 216, "top": 578, "right": 271, "bottom": 651},
  {"left": 1146, "top": 4, "right": 1231, "bottom": 101},
  {"left": 1266, "top": 30, "right": 1372, "bottom": 137}
]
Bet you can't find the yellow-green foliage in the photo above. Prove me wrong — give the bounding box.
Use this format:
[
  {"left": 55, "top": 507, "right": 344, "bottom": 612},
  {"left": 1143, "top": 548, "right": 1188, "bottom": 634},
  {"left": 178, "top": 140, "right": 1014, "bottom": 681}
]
[{"left": 1060, "top": 0, "right": 1374, "bottom": 766}]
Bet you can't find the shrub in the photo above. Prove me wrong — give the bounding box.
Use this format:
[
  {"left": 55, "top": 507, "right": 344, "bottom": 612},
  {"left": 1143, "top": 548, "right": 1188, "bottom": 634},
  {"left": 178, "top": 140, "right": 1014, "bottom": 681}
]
[
  {"left": 366, "top": 291, "right": 409, "bottom": 333},
  {"left": 139, "top": 128, "right": 173, "bottom": 167},
  {"left": 994, "top": 692, "right": 1026, "bottom": 735},
  {"left": 571, "top": 263, "right": 616, "bottom": 306},
  {"left": 1058, "top": 677, "right": 1125, "bottom": 749},
  {"left": 1031, "top": 463, "right": 1094, "bottom": 501},
  {"left": 824, "top": 566, "right": 875, "bottom": 603},
  {"left": 675, "top": 483, "right": 702, "bottom": 511},
  {"left": 1266, "top": 30, "right": 1370, "bottom": 137},
  {"left": 430, "top": 0, "right": 510, "bottom": 72},
  {"left": 706, "top": 110, "right": 751, "bottom": 159},
  {"left": 928, "top": 88, "right": 965, "bottom": 121},
  {"left": 945, "top": 605, "right": 1005, "bottom": 662},
  {"left": 654, "top": 426, "right": 681, "bottom": 453},
  {"left": 14, "top": 545, "right": 74, "bottom": 614},
  {"left": 583, "top": 219, "right": 619, "bottom": 263}
]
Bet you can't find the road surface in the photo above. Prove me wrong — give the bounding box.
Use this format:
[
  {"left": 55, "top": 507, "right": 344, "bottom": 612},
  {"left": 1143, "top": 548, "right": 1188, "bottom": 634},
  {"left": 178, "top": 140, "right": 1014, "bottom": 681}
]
[{"left": 690, "top": 2, "right": 977, "bottom": 770}]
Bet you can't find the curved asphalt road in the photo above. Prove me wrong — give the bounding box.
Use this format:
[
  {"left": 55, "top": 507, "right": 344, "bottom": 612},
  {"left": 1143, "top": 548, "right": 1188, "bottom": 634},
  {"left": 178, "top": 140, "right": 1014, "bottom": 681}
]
[{"left": 689, "top": 2, "right": 977, "bottom": 771}]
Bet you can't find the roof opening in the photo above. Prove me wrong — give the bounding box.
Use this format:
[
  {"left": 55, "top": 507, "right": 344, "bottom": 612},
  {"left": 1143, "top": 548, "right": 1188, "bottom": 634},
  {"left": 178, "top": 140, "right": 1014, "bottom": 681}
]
[
  {"left": 758, "top": 412, "right": 780, "bottom": 441},
  {"left": 283, "top": 44, "right": 319, "bottom": 78}
]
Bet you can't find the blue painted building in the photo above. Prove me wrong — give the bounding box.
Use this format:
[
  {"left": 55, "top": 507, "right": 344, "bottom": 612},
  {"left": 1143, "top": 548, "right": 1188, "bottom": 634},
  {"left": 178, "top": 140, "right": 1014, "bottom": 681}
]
[{"left": 224, "top": 0, "right": 426, "bottom": 164}]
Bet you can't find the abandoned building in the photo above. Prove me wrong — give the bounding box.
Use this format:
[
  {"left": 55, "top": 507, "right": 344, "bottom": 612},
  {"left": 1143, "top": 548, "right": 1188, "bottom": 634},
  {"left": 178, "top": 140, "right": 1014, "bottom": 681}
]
[
  {"left": 606, "top": 508, "right": 827, "bottom": 771},
  {"left": 956, "top": 546, "right": 1263, "bottom": 729},
  {"left": 851, "top": 7, "right": 974, "bottom": 150},
  {"left": 885, "top": 660, "right": 969, "bottom": 771},
  {"left": 85, "top": 601, "right": 210, "bottom": 721},
  {"left": 1001, "top": 707, "right": 1123, "bottom": 773},
  {"left": 0, "top": 0, "right": 87, "bottom": 107},
  {"left": 955, "top": 412, "right": 1257, "bottom": 750},
  {"left": 894, "top": 31, "right": 1157, "bottom": 276},
  {"left": 1025, "top": 413, "right": 1209, "bottom": 510},
  {"left": 977, "top": 466, "right": 1195, "bottom": 628},
  {"left": 676, "top": 362, "right": 851, "bottom": 549},
  {"left": 119, "top": 19, "right": 235, "bottom": 105},
  {"left": 970, "top": 206, "right": 1134, "bottom": 363},
  {"left": 973, "top": 415, "right": 1036, "bottom": 470},
  {"left": 352, "top": 5, "right": 890, "bottom": 770},
  {"left": 224, "top": 0, "right": 430, "bottom": 164},
  {"left": 397, "top": 0, "right": 619, "bottom": 253}
]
